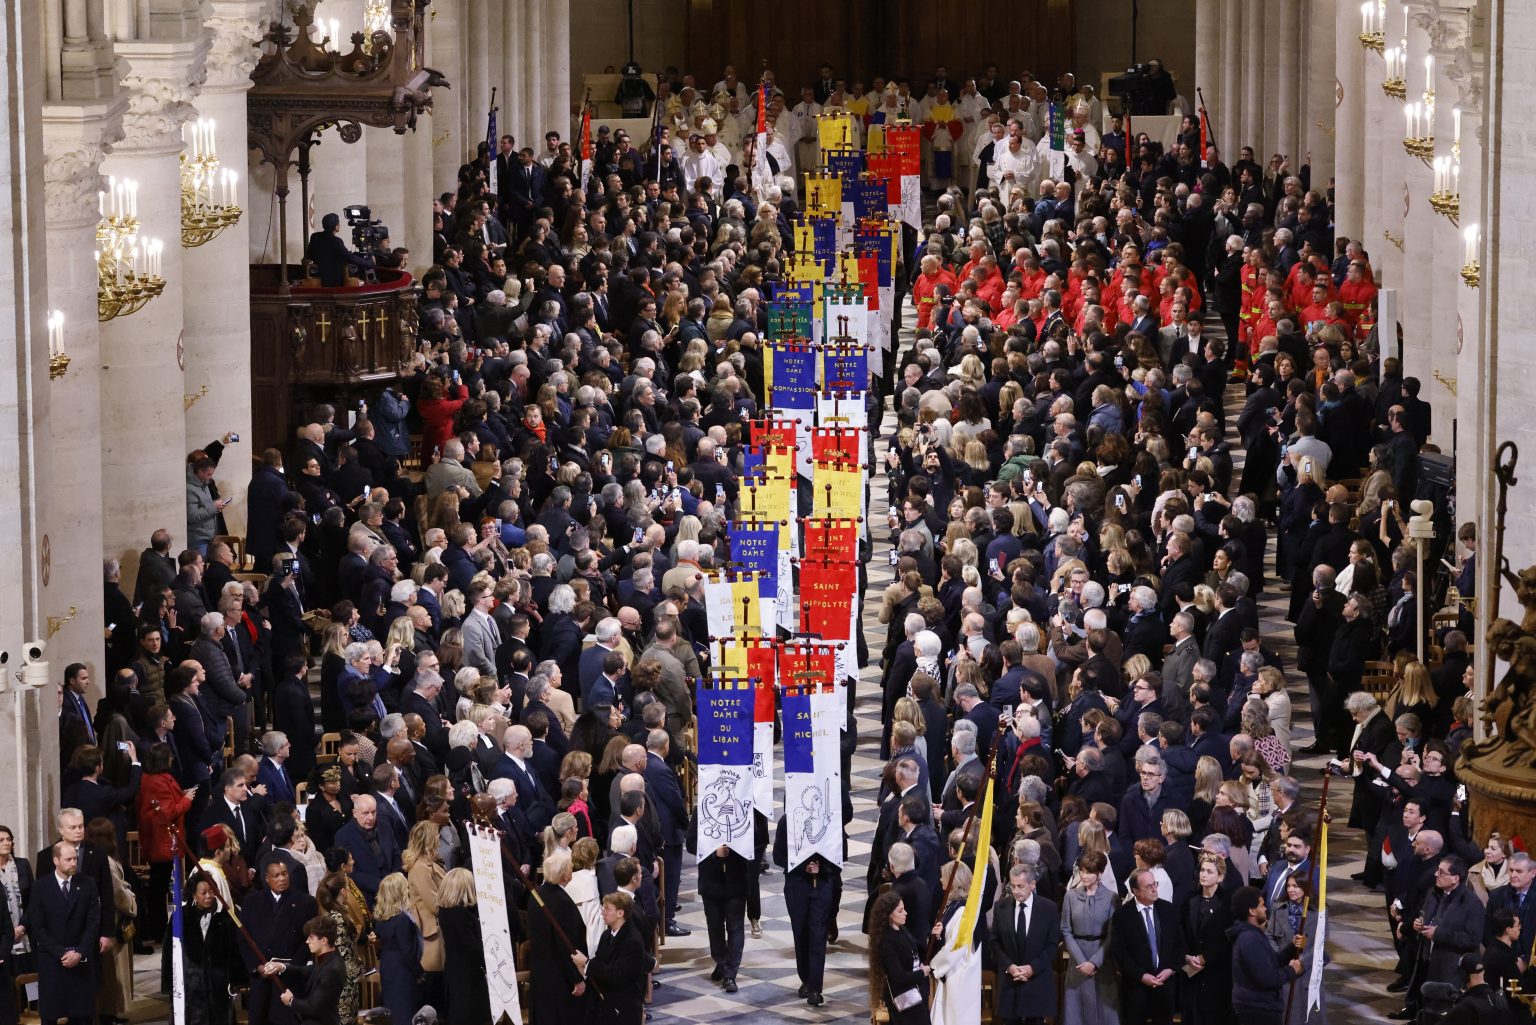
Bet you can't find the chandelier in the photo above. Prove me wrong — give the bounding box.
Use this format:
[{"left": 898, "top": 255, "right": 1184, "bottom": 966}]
[
  {"left": 1359, "top": 0, "right": 1385, "bottom": 52},
  {"left": 47, "top": 311, "right": 69, "bottom": 380},
  {"left": 180, "top": 119, "right": 242, "bottom": 247},
  {"left": 96, "top": 177, "right": 166, "bottom": 322}
]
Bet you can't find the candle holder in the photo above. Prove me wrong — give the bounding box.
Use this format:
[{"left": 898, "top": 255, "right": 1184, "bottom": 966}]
[
  {"left": 1461, "top": 260, "right": 1480, "bottom": 288},
  {"left": 1403, "top": 135, "right": 1434, "bottom": 163},
  {"left": 46, "top": 310, "right": 69, "bottom": 380},
  {"left": 1382, "top": 76, "right": 1406, "bottom": 99},
  {"left": 1429, "top": 190, "right": 1460, "bottom": 225},
  {"left": 1359, "top": 30, "right": 1384, "bottom": 52},
  {"left": 96, "top": 201, "right": 166, "bottom": 322},
  {"left": 180, "top": 120, "right": 242, "bottom": 248}
]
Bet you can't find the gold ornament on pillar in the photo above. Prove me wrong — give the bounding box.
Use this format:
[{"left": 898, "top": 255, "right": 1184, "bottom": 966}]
[
  {"left": 180, "top": 119, "right": 243, "bottom": 248},
  {"left": 46, "top": 310, "right": 69, "bottom": 380},
  {"left": 1429, "top": 108, "right": 1463, "bottom": 225},
  {"left": 95, "top": 177, "right": 166, "bottom": 322},
  {"left": 1358, "top": 0, "right": 1385, "bottom": 52},
  {"left": 1382, "top": 44, "right": 1406, "bottom": 99},
  {"left": 1461, "top": 223, "right": 1481, "bottom": 288}
]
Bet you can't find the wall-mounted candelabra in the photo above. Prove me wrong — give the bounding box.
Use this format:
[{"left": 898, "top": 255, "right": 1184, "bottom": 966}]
[{"left": 96, "top": 177, "right": 165, "bottom": 322}]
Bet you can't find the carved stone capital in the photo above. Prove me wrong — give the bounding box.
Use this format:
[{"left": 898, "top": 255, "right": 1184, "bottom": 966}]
[
  {"left": 41, "top": 99, "right": 129, "bottom": 228},
  {"left": 114, "top": 37, "right": 212, "bottom": 152},
  {"left": 204, "top": 0, "right": 267, "bottom": 91}
]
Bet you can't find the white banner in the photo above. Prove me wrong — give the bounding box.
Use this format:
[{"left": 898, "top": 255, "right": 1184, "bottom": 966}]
[
  {"left": 467, "top": 826, "right": 525, "bottom": 1025},
  {"left": 752, "top": 720, "right": 775, "bottom": 814},
  {"left": 704, "top": 579, "right": 736, "bottom": 637},
  {"left": 817, "top": 391, "right": 870, "bottom": 431},
  {"left": 695, "top": 762, "right": 756, "bottom": 863},
  {"left": 811, "top": 687, "right": 844, "bottom": 864},
  {"left": 899, "top": 175, "right": 921, "bottom": 228},
  {"left": 776, "top": 549, "right": 798, "bottom": 632}
]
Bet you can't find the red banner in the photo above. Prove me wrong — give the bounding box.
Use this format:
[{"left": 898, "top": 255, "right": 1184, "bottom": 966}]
[
  {"left": 751, "top": 419, "right": 798, "bottom": 451},
  {"left": 798, "top": 559, "right": 857, "bottom": 638},
  {"left": 779, "top": 642, "right": 838, "bottom": 693},
  {"left": 810, "top": 427, "right": 863, "bottom": 466},
  {"left": 743, "top": 639, "right": 779, "bottom": 720}
]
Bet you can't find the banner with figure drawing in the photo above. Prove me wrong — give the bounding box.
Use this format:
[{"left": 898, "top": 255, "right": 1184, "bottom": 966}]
[
  {"left": 466, "top": 826, "right": 524, "bottom": 1025},
  {"left": 781, "top": 686, "right": 842, "bottom": 870},
  {"left": 695, "top": 679, "right": 756, "bottom": 862}
]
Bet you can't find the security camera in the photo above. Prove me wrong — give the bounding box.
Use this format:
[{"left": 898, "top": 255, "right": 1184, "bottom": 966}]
[{"left": 21, "top": 639, "right": 45, "bottom": 665}]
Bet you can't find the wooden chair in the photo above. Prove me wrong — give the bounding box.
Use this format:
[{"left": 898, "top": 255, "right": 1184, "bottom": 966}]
[
  {"left": 14, "top": 972, "right": 38, "bottom": 1025},
  {"left": 223, "top": 716, "right": 236, "bottom": 762},
  {"left": 516, "top": 941, "right": 534, "bottom": 1025},
  {"left": 126, "top": 830, "right": 149, "bottom": 876},
  {"left": 318, "top": 732, "right": 342, "bottom": 765},
  {"left": 357, "top": 935, "right": 381, "bottom": 1009},
  {"left": 1362, "top": 670, "right": 1397, "bottom": 702},
  {"left": 295, "top": 782, "right": 308, "bottom": 804},
  {"left": 215, "top": 534, "right": 247, "bottom": 570}
]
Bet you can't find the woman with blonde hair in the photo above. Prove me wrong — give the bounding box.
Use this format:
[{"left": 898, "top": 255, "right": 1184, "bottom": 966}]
[
  {"left": 402, "top": 819, "right": 446, "bottom": 988},
  {"left": 437, "top": 867, "right": 492, "bottom": 1024},
  {"left": 373, "top": 873, "right": 425, "bottom": 1023},
  {"left": 1070, "top": 817, "right": 1117, "bottom": 894},
  {"left": 1472, "top": 832, "right": 1513, "bottom": 903},
  {"left": 893, "top": 696, "right": 928, "bottom": 763},
  {"left": 1188, "top": 755, "right": 1223, "bottom": 838},
  {"left": 528, "top": 848, "right": 589, "bottom": 1023},
  {"left": 1386, "top": 659, "right": 1438, "bottom": 728},
  {"left": 544, "top": 811, "right": 579, "bottom": 858},
  {"left": 428, "top": 489, "right": 463, "bottom": 534},
  {"left": 1254, "top": 665, "right": 1293, "bottom": 751},
  {"left": 565, "top": 836, "right": 605, "bottom": 952}
]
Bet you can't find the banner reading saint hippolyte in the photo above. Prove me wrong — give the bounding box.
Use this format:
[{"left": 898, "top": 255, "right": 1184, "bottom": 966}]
[
  {"left": 695, "top": 678, "right": 757, "bottom": 862},
  {"left": 466, "top": 826, "right": 524, "bottom": 1025}
]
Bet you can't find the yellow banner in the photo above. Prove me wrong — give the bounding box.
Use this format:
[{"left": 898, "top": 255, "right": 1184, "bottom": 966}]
[
  {"left": 817, "top": 113, "right": 855, "bottom": 153},
  {"left": 814, "top": 463, "right": 862, "bottom": 519},
  {"left": 731, "top": 578, "right": 762, "bottom": 636},
  {"left": 804, "top": 173, "right": 843, "bottom": 217},
  {"left": 952, "top": 753, "right": 996, "bottom": 950}
]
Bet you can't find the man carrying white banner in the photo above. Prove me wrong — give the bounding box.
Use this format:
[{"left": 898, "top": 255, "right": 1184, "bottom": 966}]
[
  {"left": 466, "top": 827, "right": 525, "bottom": 1025},
  {"left": 696, "top": 676, "right": 757, "bottom": 992}
]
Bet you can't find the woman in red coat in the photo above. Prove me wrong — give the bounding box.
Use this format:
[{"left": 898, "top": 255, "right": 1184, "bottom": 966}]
[
  {"left": 136, "top": 741, "right": 192, "bottom": 943},
  {"left": 417, "top": 374, "right": 470, "bottom": 458}
]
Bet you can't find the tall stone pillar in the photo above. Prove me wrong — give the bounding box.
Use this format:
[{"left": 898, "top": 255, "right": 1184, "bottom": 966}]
[
  {"left": 428, "top": 0, "right": 465, "bottom": 188},
  {"left": 1195, "top": 0, "right": 1221, "bottom": 143},
  {"left": 1242, "top": 2, "right": 1266, "bottom": 154},
  {"left": 308, "top": 0, "right": 367, "bottom": 248},
  {"left": 1275, "top": 0, "right": 1302, "bottom": 161},
  {"left": 1220, "top": 0, "right": 1244, "bottom": 155},
  {"left": 1304, "top": 0, "right": 1337, "bottom": 192},
  {"left": 40, "top": 96, "right": 126, "bottom": 678},
  {"left": 99, "top": 35, "right": 209, "bottom": 577},
  {"left": 1336, "top": 0, "right": 1368, "bottom": 240},
  {"left": 182, "top": 0, "right": 263, "bottom": 539},
  {"left": 544, "top": 0, "right": 572, "bottom": 140},
  {"left": 524, "top": 0, "right": 546, "bottom": 139},
  {"left": 0, "top": 0, "right": 68, "bottom": 851}
]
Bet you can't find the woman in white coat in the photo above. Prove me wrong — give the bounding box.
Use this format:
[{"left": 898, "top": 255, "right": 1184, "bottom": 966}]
[
  {"left": 563, "top": 837, "right": 606, "bottom": 954},
  {"left": 929, "top": 861, "right": 983, "bottom": 1025}
]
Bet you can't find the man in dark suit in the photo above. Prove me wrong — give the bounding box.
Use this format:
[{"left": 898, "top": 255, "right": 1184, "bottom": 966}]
[
  {"left": 1484, "top": 851, "right": 1536, "bottom": 944},
  {"left": 370, "top": 763, "right": 413, "bottom": 850},
  {"left": 1202, "top": 583, "right": 1246, "bottom": 663},
  {"left": 199, "top": 768, "right": 267, "bottom": 856},
  {"left": 643, "top": 730, "right": 690, "bottom": 936},
  {"left": 1111, "top": 868, "right": 1184, "bottom": 1024},
  {"left": 506, "top": 147, "right": 546, "bottom": 238},
  {"left": 240, "top": 858, "right": 318, "bottom": 1025},
  {"left": 333, "top": 794, "right": 401, "bottom": 905},
  {"left": 493, "top": 726, "right": 555, "bottom": 833},
  {"left": 28, "top": 842, "right": 101, "bottom": 1025},
  {"left": 401, "top": 670, "right": 449, "bottom": 764},
  {"left": 957, "top": 684, "right": 1000, "bottom": 754},
  {"left": 990, "top": 862, "right": 1062, "bottom": 1025},
  {"left": 894, "top": 794, "right": 943, "bottom": 911},
  {"left": 60, "top": 743, "right": 141, "bottom": 853},
  {"left": 1120, "top": 756, "right": 1177, "bottom": 843},
  {"left": 256, "top": 733, "right": 296, "bottom": 806},
  {"left": 887, "top": 841, "right": 933, "bottom": 944}
]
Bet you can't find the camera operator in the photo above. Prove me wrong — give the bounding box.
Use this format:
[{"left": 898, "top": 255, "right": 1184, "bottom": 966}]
[
  {"left": 1439, "top": 953, "right": 1515, "bottom": 1025},
  {"left": 306, "top": 211, "right": 376, "bottom": 286}
]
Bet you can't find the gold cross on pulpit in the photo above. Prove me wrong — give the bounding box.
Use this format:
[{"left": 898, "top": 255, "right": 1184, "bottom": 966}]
[
  {"left": 373, "top": 306, "right": 389, "bottom": 339},
  {"left": 315, "top": 309, "right": 332, "bottom": 343}
]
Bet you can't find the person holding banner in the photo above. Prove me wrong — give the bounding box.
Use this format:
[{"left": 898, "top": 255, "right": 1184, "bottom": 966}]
[
  {"left": 929, "top": 861, "right": 982, "bottom": 1025},
  {"left": 774, "top": 813, "right": 840, "bottom": 1008},
  {"left": 1229, "top": 886, "right": 1305, "bottom": 1025}
]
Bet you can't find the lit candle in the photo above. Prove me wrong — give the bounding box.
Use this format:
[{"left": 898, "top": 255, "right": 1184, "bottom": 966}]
[
  {"left": 129, "top": 180, "right": 137, "bottom": 218},
  {"left": 1464, "top": 223, "right": 1479, "bottom": 265},
  {"left": 1361, "top": 1, "right": 1371, "bottom": 34},
  {"left": 1405, "top": 102, "right": 1414, "bottom": 138},
  {"left": 1452, "top": 158, "right": 1460, "bottom": 196},
  {"left": 1453, "top": 107, "right": 1461, "bottom": 147}
]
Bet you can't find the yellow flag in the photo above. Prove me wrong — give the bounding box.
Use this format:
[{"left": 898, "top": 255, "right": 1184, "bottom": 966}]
[{"left": 952, "top": 750, "right": 996, "bottom": 950}]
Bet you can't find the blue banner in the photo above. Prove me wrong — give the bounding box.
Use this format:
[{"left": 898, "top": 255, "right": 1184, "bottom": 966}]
[
  {"left": 826, "top": 150, "right": 864, "bottom": 182},
  {"left": 824, "top": 348, "right": 869, "bottom": 391},
  {"left": 771, "top": 345, "right": 818, "bottom": 410},
  {"left": 782, "top": 690, "right": 814, "bottom": 774},
  {"left": 697, "top": 684, "right": 754, "bottom": 766},
  {"left": 853, "top": 181, "right": 888, "bottom": 220},
  {"left": 729, "top": 522, "right": 779, "bottom": 596},
  {"left": 741, "top": 447, "right": 766, "bottom": 482},
  {"left": 855, "top": 229, "right": 894, "bottom": 287}
]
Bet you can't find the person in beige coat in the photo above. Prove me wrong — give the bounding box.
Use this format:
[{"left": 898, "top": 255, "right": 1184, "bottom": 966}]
[{"left": 403, "top": 820, "right": 447, "bottom": 976}]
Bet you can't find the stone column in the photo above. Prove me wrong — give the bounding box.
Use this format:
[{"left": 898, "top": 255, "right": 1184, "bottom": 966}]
[
  {"left": 99, "top": 34, "right": 209, "bottom": 578},
  {"left": 1303, "top": 0, "right": 1336, "bottom": 188},
  {"left": 1242, "top": 2, "right": 1266, "bottom": 154},
  {"left": 428, "top": 0, "right": 464, "bottom": 188},
  {"left": 308, "top": 0, "right": 366, "bottom": 248},
  {"left": 0, "top": 0, "right": 68, "bottom": 850},
  {"left": 544, "top": 0, "right": 572, "bottom": 141},
  {"left": 524, "top": 0, "right": 546, "bottom": 140},
  {"left": 40, "top": 96, "right": 126, "bottom": 678},
  {"left": 182, "top": 0, "right": 263, "bottom": 540},
  {"left": 1394, "top": 6, "right": 1437, "bottom": 375},
  {"left": 1195, "top": 0, "right": 1221, "bottom": 144},
  {"left": 1336, "top": 0, "right": 1368, "bottom": 240},
  {"left": 1220, "top": 0, "right": 1244, "bottom": 155},
  {"left": 1275, "top": 0, "right": 1301, "bottom": 161}
]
